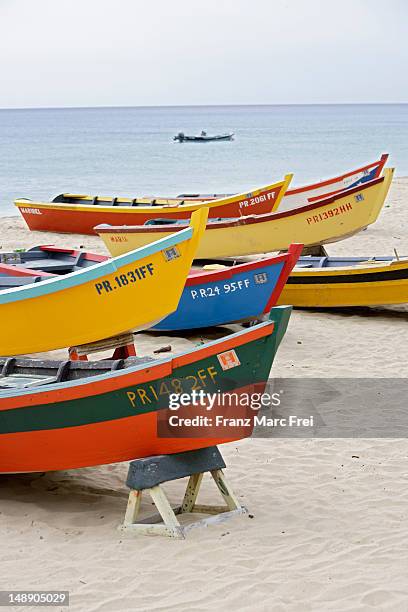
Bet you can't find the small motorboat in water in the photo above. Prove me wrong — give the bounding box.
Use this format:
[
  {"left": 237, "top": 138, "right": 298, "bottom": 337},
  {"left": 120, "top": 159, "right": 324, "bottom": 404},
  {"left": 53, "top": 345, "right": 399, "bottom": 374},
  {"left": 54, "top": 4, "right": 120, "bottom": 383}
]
[{"left": 174, "top": 130, "right": 234, "bottom": 142}]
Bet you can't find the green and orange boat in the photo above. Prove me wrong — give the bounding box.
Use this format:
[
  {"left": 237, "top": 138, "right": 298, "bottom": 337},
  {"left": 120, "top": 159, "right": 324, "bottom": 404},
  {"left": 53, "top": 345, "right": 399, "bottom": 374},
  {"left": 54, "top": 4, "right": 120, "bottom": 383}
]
[{"left": 0, "top": 306, "right": 291, "bottom": 473}]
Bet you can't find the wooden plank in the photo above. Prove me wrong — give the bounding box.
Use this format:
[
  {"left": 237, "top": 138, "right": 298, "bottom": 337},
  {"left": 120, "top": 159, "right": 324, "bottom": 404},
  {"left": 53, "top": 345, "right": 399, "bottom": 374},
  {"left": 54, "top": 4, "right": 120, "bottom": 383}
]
[
  {"left": 119, "top": 523, "right": 184, "bottom": 538},
  {"left": 149, "top": 486, "right": 184, "bottom": 537},
  {"left": 211, "top": 469, "right": 242, "bottom": 511},
  {"left": 71, "top": 332, "right": 135, "bottom": 356},
  {"left": 181, "top": 473, "right": 203, "bottom": 513},
  {"left": 126, "top": 447, "right": 225, "bottom": 490},
  {"left": 191, "top": 504, "right": 230, "bottom": 515},
  {"left": 123, "top": 490, "right": 142, "bottom": 525}
]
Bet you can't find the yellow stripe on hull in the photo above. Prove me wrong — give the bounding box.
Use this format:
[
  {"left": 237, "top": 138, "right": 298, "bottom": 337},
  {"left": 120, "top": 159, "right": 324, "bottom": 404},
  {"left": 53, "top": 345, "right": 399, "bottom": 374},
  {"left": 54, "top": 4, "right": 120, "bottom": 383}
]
[
  {"left": 98, "top": 169, "right": 394, "bottom": 260},
  {"left": 277, "top": 260, "right": 408, "bottom": 307}
]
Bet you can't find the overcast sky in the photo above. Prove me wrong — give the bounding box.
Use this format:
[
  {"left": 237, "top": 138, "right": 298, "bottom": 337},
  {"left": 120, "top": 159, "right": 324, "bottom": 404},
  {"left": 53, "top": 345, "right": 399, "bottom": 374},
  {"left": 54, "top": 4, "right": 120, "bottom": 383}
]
[{"left": 1, "top": 0, "right": 407, "bottom": 108}]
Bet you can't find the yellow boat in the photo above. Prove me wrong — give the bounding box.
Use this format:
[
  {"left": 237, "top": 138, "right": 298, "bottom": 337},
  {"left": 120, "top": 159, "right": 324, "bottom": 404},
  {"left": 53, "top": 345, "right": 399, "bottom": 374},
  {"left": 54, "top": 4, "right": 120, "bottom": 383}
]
[
  {"left": 0, "top": 208, "right": 207, "bottom": 356},
  {"left": 277, "top": 255, "right": 408, "bottom": 307},
  {"left": 97, "top": 169, "right": 393, "bottom": 260}
]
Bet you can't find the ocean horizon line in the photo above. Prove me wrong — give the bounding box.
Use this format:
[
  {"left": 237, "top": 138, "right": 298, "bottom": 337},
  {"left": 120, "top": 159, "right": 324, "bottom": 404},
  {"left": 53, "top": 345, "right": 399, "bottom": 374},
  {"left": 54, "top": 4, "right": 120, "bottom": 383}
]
[{"left": 1, "top": 101, "right": 408, "bottom": 112}]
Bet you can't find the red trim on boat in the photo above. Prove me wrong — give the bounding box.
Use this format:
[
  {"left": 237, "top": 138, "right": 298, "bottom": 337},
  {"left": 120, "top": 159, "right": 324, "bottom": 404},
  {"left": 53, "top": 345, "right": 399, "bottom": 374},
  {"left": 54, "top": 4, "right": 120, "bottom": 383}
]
[
  {"left": 263, "top": 243, "right": 303, "bottom": 312},
  {"left": 39, "top": 246, "right": 108, "bottom": 263},
  {"left": 185, "top": 253, "right": 292, "bottom": 286}
]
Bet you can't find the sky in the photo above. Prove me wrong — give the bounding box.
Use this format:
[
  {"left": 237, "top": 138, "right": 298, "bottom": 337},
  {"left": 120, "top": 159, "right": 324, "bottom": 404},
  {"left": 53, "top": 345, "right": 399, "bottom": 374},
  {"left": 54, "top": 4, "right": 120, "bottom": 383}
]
[{"left": 0, "top": 0, "right": 407, "bottom": 108}]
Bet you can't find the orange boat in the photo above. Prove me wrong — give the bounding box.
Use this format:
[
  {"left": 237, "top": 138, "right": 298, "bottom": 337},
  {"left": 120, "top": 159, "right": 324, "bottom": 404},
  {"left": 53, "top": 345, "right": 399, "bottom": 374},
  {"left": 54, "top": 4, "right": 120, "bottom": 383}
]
[
  {"left": 0, "top": 307, "right": 291, "bottom": 473},
  {"left": 14, "top": 175, "right": 292, "bottom": 235}
]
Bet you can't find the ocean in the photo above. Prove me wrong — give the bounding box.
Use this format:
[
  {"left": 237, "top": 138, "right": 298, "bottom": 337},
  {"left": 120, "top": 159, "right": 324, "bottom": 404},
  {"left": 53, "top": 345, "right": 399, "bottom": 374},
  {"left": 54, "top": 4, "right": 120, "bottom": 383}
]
[{"left": 0, "top": 104, "right": 407, "bottom": 216}]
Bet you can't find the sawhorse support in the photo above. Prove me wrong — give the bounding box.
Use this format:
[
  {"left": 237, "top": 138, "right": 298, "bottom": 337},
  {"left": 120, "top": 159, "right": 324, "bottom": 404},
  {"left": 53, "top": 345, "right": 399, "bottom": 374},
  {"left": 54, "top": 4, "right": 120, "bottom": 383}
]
[
  {"left": 69, "top": 332, "right": 136, "bottom": 361},
  {"left": 120, "top": 447, "right": 247, "bottom": 539}
]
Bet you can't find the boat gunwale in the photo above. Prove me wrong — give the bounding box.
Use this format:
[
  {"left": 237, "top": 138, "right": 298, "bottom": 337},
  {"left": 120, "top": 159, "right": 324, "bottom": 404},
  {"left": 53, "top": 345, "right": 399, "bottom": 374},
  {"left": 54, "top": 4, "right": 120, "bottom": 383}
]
[
  {"left": 185, "top": 245, "right": 302, "bottom": 286},
  {"left": 286, "top": 154, "right": 388, "bottom": 196}
]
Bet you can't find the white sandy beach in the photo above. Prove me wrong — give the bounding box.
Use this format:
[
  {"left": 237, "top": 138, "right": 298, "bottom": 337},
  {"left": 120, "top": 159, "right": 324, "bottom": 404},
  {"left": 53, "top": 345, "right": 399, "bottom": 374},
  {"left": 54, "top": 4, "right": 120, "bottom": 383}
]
[{"left": 1, "top": 177, "right": 408, "bottom": 612}]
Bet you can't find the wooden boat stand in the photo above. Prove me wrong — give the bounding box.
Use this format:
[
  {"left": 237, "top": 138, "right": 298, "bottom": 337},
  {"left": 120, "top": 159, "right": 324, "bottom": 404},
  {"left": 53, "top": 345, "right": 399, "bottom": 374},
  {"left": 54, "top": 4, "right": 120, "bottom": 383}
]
[
  {"left": 69, "top": 332, "right": 136, "bottom": 361},
  {"left": 120, "top": 446, "right": 247, "bottom": 539}
]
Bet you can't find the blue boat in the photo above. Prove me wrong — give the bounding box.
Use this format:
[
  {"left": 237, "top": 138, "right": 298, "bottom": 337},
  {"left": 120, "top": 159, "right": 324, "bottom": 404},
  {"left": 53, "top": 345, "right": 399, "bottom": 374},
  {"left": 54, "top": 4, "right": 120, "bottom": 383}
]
[{"left": 153, "top": 244, "right": 302, "bottom": 331}]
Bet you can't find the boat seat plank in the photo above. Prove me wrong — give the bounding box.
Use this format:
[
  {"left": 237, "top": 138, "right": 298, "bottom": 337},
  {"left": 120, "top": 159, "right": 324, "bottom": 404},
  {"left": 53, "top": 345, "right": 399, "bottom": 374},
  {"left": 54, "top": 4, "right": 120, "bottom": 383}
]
[
  {"left": 21, "top": 259, "right": 75, "bottom": 272},
  {"left": 0, "top": 373, "right": 62, "bottom": 389},
  {"left": 0, "top": 276, "right": 44, "bottom": 287},
  {"left": 0, "top": 356, "right": 156, "bottom": 388}
]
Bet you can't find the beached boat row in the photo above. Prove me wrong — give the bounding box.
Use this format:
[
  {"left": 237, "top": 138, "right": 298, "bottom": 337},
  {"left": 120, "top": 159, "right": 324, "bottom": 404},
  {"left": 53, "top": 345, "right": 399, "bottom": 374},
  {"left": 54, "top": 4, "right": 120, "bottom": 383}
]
[
  {"left": 15, "top": 154, "right": 387, "bottom": 233},
  {"left": 0, "top": 153, "right": 405, "bottom": 474}
]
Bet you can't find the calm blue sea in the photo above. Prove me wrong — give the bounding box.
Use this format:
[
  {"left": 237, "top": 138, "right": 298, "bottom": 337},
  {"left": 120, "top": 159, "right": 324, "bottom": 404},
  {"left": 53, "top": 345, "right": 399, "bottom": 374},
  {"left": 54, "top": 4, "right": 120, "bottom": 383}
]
[{"left": 0, "top": 104, "right": 407, "bottom": 216}]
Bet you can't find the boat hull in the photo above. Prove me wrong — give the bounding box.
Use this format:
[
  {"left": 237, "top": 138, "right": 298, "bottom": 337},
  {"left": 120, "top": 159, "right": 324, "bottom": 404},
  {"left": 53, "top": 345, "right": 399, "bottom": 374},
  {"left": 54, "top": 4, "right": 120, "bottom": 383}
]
[
  {"left": 277, "top": 259, "right": 408, "bottom": 307},
  {"left": 154, "top": 245, "right": 301, "bottom": 330},
  {"left": 0, "top": 308, "right": 291, "bottom": 473},
  {"left": 175, "top": 134, "right": 234, "bottom": 142},
  {"left": 98, "top": 170, "right": 393, "bottom": 260},
  {"left": 15, "top": 176, "right": 291, "bottom": 235},
  {"left": 0, "top": 208, "right": 207, "bottom": 355}
]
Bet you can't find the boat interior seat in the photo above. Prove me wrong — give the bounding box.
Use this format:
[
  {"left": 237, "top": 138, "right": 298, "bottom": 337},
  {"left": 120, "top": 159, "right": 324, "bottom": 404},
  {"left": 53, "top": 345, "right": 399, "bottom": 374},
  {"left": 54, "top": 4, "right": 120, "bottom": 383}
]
[
  {"left": 71, "top": 251, "right": 86, "bottom": 269},
  {"left": 295, "top": 264, "right": 313, "bottom": 268},
  {"left": 0, "top": 358, "right": 72, "bottom": 389},
  {"left": 0, "top": 356, "right": 156, "bottom": 389},
  {"left": 21, "top": 259, "right": 75, "bottom": 272},
  {"left": 317, "top": 257, "right": 328, "bottom": 268},
  {"left": 0, "top": 374, "right": 60, "bottom": 389},
  {"left": 0, "top": 276, "right": 44, "bottom": 287}
]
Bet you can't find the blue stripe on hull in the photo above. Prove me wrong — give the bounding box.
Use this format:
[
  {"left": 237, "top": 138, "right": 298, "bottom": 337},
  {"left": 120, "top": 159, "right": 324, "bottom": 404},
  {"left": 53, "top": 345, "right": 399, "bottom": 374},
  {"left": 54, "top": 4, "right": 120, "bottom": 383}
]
[
  {"left": 348, "top": 167, "right": 378, "bottom": 189},
  {"left": 153, "top": 261, "right": 285, "bottom": 331}
]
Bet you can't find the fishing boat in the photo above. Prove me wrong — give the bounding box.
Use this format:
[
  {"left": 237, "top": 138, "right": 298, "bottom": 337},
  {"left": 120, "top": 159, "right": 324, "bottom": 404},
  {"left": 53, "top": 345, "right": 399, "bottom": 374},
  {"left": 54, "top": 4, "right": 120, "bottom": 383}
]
[
  {"left": 0, "top": 208, "right": 207, "bottom": 356},
  {"left": 276, "top": 255, "right": 408, "bottom": 308},
  {"left": 97, "top": 169, "right": 394, "bottom": 260},
  {"left": 14, "top": 175, "right": 292, "bottom": 235},
  {"left": 174, "top": 131, "right": 234, "bottom": 142},
  {"left": 0, "top": 306, "right": 291, "bottom": 473},
  {"left": 154, "top": 245, "right": 301, "bottom": 330},
  {"left": 175, "top": 154, "right": 389, "bottom": 212},
  {"left": 0, "top": 244, "right": 302, "bottom": 331}
]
